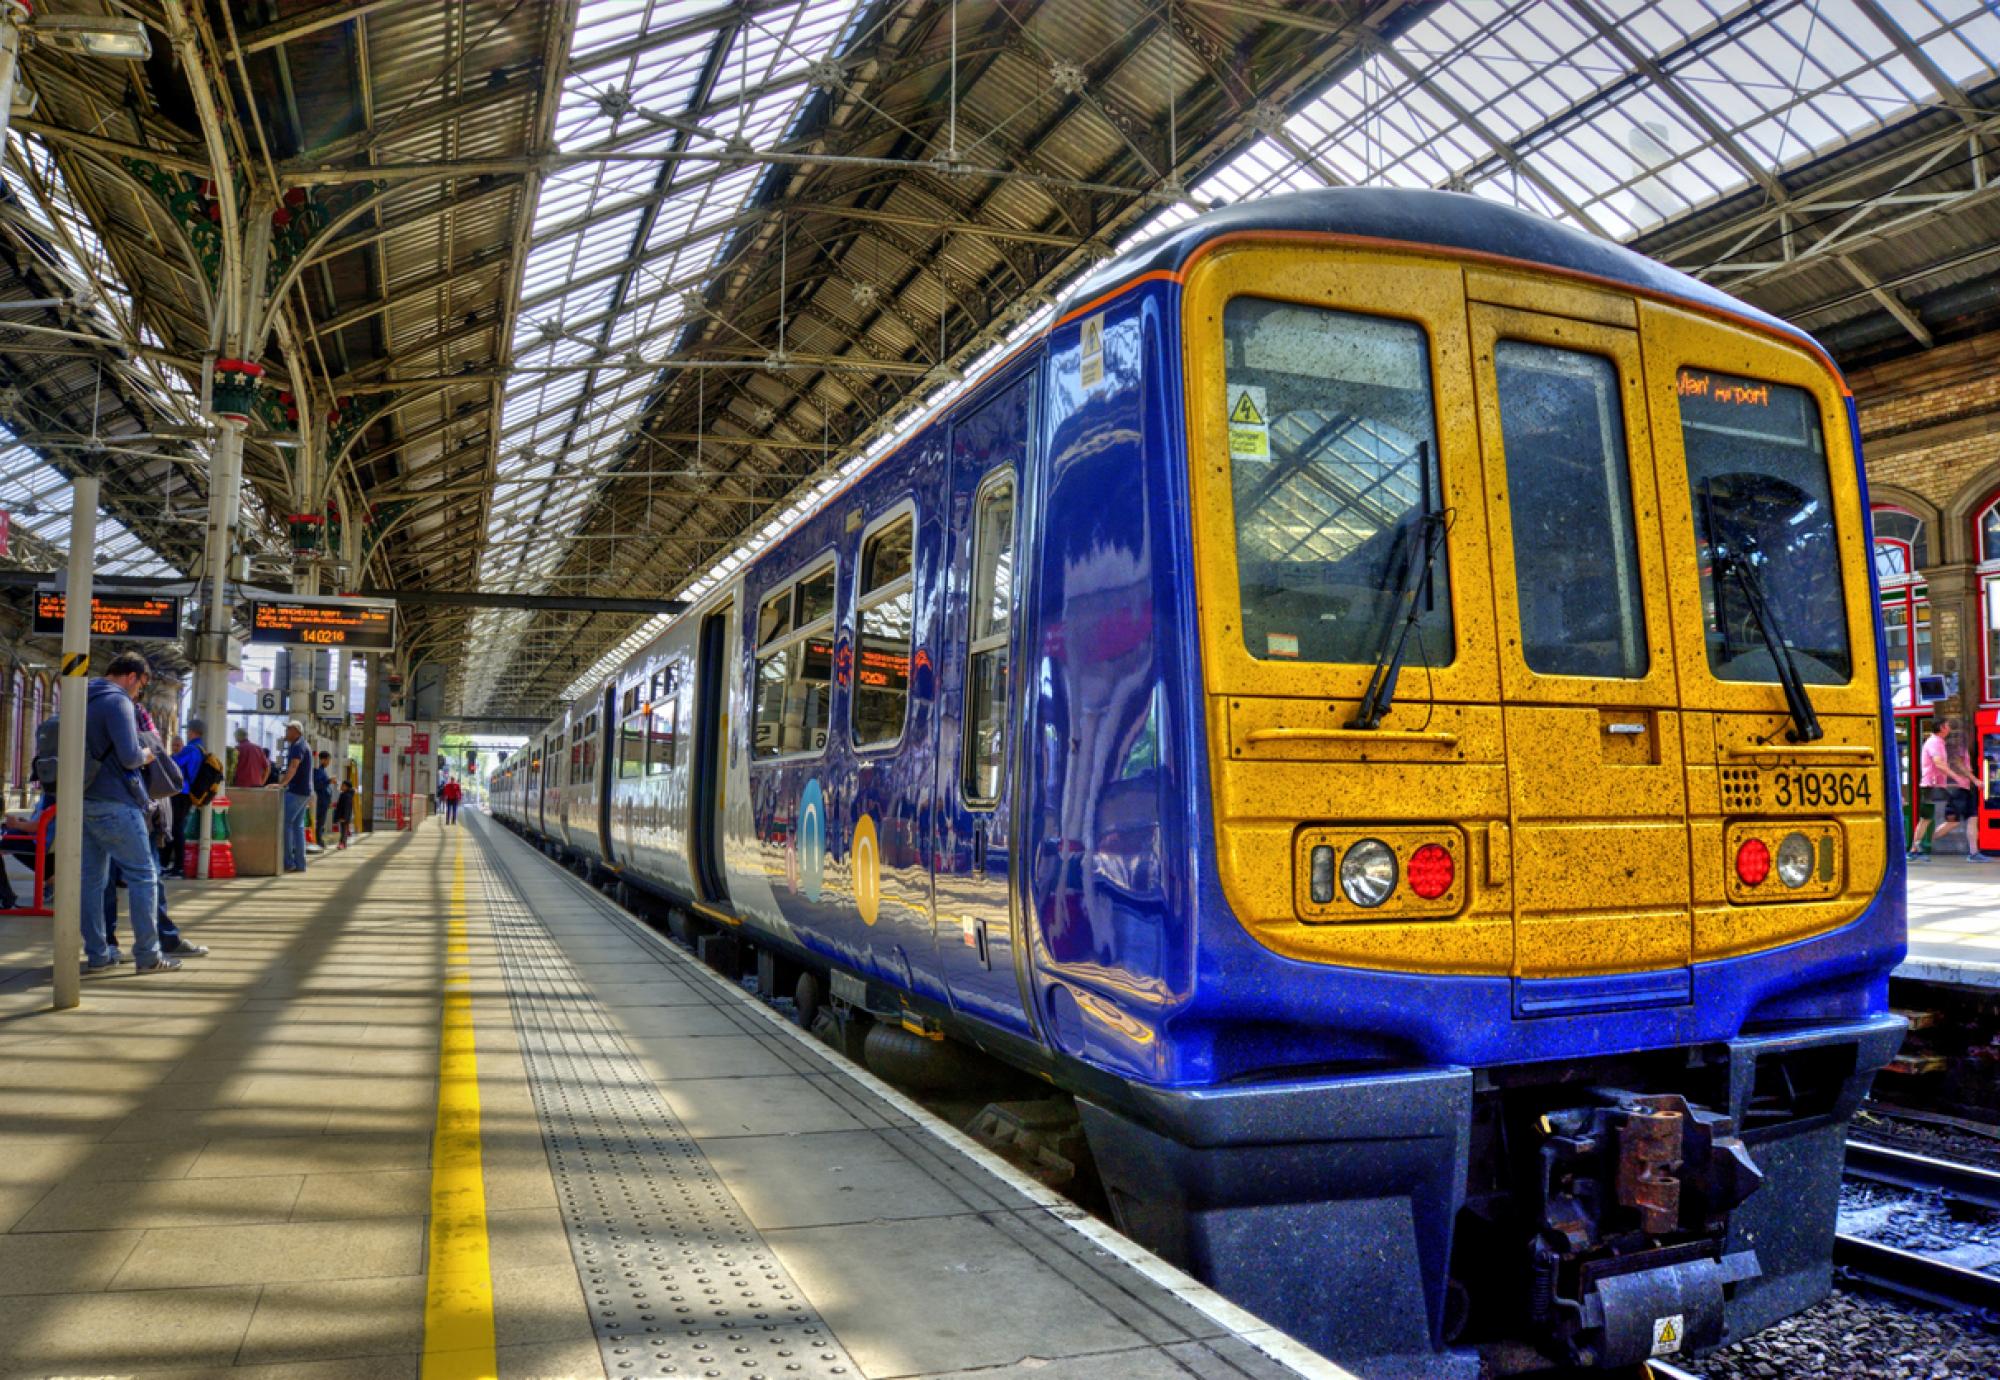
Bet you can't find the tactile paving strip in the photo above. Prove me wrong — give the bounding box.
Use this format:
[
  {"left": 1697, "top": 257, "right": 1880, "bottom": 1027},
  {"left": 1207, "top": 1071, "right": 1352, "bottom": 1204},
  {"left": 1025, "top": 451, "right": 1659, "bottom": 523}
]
[{"left": 478, "top": 843, "right": 859, "bottom": 1380}]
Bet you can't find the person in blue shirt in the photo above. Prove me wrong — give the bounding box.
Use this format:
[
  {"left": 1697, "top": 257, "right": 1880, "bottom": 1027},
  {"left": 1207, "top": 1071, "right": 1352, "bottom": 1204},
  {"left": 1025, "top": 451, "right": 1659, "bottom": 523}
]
[
  {"left": 312, "top": 750, "right": 334, "bottom": 852},
  {"left": 277, "top": 720, "right": 312, "bottom": 872},
  {"left": 167, "top": 717, "right": 205, "bottom": 877},
  {"left": 81, "top": 651, "right": 176, "bottom": 973}
]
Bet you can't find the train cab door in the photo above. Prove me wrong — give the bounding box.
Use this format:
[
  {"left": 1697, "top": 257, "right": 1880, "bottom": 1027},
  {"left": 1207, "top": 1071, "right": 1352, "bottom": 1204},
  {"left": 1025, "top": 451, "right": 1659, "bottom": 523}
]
[
  {"left": 691, "top": 603, "right": 732, "bottom": 903},
  {"left": 1468, "top": 295, "right": 1694, "bottom": 990},
  {"left": 931, "top": 376, "right": 1032, "bottom": 1033}
]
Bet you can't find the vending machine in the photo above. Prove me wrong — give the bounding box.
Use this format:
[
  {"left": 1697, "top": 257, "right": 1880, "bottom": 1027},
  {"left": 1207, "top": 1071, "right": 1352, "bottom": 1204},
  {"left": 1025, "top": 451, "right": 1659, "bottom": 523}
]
[{"left": 1978, "top": 707, "right": 2000, "bottom": 855}]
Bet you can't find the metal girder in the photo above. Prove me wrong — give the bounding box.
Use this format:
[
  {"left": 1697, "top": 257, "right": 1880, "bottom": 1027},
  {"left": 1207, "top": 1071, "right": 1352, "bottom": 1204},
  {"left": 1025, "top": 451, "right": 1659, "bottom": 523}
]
[
  {"left": 1836, "top": 254, "right": 1933, "bottom": 346},
  {"left": 228, "top": 0, "right": 401, "bottom": 57},
  {"left": 1657, "top": 112, "right": 2000, "bottom": 291}
]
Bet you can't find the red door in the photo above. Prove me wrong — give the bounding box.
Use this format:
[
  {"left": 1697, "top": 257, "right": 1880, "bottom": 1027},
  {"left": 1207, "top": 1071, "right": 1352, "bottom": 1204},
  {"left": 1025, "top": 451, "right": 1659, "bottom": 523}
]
[{"left": 1978, "top": 708, "right": 2000, "bottom": 853}]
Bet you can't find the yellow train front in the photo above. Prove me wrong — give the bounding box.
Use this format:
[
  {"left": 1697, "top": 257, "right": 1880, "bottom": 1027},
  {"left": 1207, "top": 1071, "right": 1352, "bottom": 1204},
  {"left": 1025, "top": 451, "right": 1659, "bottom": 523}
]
[{"left": 1052, "top": 189, "right": 1903, "bottom": 1376}]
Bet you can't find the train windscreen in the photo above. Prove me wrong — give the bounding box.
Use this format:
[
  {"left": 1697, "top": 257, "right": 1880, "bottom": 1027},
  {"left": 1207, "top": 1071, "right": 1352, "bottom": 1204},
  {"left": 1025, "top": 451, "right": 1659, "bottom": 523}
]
[
  {"left": 1678, "top": 367, "right": 1852, "bottom": 686},
  {"left": 1220, "top": 298, "right": 1450, "bottom": 666}
]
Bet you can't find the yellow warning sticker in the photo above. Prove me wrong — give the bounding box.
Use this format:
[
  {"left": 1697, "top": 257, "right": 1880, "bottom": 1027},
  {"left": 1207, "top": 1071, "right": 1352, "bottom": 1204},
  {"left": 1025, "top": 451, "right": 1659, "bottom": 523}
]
[
  {"left": 1079, "top": 314, "right": 1104, "bottom": 389},
  {"left": 1227, "top": 383, "right": 1269, "bottom": 462},
  {"left": 1650, "top": 1313, "right": 1683, "bottom": 1357}
]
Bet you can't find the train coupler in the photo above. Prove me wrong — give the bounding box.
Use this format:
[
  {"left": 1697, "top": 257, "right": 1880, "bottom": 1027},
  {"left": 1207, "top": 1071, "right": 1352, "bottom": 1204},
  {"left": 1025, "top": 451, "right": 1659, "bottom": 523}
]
[{"left": 1529, "top": 1090, "right": 1766, "bottom": 1367}]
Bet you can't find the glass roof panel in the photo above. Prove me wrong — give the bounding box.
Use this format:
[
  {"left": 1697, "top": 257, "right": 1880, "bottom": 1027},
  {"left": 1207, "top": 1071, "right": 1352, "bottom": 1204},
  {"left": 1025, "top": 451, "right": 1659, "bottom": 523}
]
[{"left": 521, "top": 0, "right": 2000, "bottom": 712}]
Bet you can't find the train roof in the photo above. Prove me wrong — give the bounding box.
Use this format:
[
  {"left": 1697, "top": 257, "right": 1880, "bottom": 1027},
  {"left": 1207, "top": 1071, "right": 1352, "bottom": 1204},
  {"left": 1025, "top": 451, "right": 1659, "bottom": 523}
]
[{"left": 1058, "top": 188, "right": 1824, "bottom": 365}]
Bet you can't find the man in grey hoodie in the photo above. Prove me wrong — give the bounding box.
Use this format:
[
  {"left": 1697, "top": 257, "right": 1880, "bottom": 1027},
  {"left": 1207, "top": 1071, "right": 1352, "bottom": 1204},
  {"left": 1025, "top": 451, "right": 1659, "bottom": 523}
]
[{"left": 80, "top": 651, "right": 177, "bottom": 973}]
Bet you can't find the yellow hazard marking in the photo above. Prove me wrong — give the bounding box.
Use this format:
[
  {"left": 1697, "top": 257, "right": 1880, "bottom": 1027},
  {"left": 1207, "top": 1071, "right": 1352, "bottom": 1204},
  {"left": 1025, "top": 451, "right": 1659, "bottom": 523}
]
[
  {"left": 1226, "top": 384, "right": 1270, "bottom": 462},
  {"left": 61, "top": 653, "right": 88, "bottom": 677},
  {"left": 422, "top": 836, "right": 495, "bottom": 1380}
]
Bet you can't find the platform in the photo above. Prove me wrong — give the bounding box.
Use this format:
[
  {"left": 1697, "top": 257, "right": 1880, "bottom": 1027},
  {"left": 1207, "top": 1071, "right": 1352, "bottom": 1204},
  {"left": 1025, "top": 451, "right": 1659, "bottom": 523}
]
[
  {"left": 1898, "top": 855, "right": 2000, "bottom": 989},
  {"left": 0, "top": 812, "right": 1342, "bottom": 1380}
]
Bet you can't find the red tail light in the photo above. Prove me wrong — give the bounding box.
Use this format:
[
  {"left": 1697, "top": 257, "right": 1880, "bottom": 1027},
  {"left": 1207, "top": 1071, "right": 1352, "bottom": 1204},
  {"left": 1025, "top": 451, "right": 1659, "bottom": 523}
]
[
  {"left": 1735, "top": 837, "right": 1771, "bottom": 887},
  {"left": 1408, "top": 843, "right": 1454, "bottom": 900}
]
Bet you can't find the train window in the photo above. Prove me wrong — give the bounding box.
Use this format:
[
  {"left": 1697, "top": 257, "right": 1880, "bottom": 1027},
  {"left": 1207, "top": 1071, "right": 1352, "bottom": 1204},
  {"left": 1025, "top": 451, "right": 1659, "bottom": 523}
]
[
  {"left": 620, "top": 699, "right": 645, "bottom": 778},
  {"left": 647, "top": 689, "right": 676, "bottom": 774},
  {"left": 963, "top": 472, "right": 1015, "bottom": 804},
  {"left": 753, "top": 560, "right": 837, "bottom": 759},
  {"left": 854, "top": 511, "right": 915, "bottom": 749},
  {"left": 1494, "top": 341, "right": 1648, "bottom": 679},
  {"left": 758, "top": 590, "right": 792, "bottom": 646},
  {"left": 551, "top": 733, "right": 566, "bottom": 787},
  {"left": 797, "top": 566, "right": 837, "bottom": 626},
  {"left": 1678, "top": 368, "right": 1852, "bottom": 686},
  {"left": 1220, "top": 299, "right": 1452, "bottom": 666}
]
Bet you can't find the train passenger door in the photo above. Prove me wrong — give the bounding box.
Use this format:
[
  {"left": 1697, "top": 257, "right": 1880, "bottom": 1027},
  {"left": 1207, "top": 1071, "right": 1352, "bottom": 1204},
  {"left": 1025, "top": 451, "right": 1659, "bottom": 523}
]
[
  {"left": 932, "top": 376, "right": 1031, "bottom": 1031},
  {"left": 1468, "top": 296, "right": 1693, "bottom": 988},
  {"left": 691, "top": 603, "right": 731, "bottom": 903},
  {"left": 597, "top": 686, "right": 617, "bottom": 864}
]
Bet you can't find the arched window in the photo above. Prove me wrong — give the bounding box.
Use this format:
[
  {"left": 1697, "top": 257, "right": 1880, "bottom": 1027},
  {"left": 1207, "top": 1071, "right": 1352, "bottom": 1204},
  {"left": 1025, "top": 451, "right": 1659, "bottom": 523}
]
[
  {"left": 1979, "top": 495, "right": 2000, "bottom": 703},
  {"left": 1873, "top": 506, "right": 1928, "bottom": 584},
  {"left": 1873, "top": 506, "right": 1932, "bottom": 717}
]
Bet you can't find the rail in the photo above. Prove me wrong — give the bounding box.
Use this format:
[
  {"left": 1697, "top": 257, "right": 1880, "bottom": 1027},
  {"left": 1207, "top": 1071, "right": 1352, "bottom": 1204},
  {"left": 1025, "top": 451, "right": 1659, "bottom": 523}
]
[
  {"left": 1844, "top": 1141, "right": 2000, "bottom": 1212},
  {"left": 1832, "top": 1234, "right": 2000, "bottom": 1314}
]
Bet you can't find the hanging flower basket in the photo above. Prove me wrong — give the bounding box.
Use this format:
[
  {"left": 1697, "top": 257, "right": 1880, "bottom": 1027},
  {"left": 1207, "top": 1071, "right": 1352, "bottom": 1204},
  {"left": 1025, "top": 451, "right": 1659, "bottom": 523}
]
[
  {"left": 210, "top": 358, "right": 264, "bottom": 423},
  {"left": 287, "top": 512, "right": 325, "bottom": 556}
]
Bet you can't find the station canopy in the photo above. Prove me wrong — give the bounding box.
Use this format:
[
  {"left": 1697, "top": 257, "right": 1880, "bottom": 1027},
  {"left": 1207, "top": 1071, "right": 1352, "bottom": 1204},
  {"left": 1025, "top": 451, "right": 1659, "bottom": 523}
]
[{"left": 2, "top": 0, "right": 1996, "bottom": 717}]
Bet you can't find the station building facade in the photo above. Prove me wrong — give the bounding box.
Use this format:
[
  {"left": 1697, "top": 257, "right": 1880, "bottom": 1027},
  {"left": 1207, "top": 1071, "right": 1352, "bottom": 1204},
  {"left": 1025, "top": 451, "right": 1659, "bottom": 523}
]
[{"left": 1852, "top": 335, "right": 2000, "bottom": 851}]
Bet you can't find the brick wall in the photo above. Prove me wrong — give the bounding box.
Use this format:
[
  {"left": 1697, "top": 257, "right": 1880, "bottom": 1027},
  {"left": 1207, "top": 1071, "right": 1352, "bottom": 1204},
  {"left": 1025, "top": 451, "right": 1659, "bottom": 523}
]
[{"left": 1848, "top": 333, "right": 2000, "bottom": 514}]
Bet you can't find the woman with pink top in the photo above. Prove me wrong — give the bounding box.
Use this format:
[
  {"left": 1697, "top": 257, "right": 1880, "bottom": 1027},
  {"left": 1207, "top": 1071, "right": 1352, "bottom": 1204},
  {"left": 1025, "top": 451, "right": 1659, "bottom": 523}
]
[{"left": 1909, "top": 717, "right": 1987, "bottom": 861}]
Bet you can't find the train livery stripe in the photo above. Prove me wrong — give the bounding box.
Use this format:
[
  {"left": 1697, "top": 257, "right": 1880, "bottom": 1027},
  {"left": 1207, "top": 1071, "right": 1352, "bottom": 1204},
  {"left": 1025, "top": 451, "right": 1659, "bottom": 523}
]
[{"left": 421, "top": 836, "right": 496, "bottom": 1380}]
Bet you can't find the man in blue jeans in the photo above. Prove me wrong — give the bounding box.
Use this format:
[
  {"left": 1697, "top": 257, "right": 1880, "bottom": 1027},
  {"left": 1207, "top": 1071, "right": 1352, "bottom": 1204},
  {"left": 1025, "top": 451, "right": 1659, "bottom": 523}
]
[
  {"left": 81, "top": 651, "right": 177, "bottom": 974},
  {"left": 277, "top": 720, "right": 312, "bottom": 872}
]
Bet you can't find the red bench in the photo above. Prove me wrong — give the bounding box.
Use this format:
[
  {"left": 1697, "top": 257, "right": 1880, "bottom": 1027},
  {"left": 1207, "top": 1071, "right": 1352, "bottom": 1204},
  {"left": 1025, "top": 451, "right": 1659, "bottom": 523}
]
[{"left": 0, "top": 806, "right": 54, "bottom": 917}]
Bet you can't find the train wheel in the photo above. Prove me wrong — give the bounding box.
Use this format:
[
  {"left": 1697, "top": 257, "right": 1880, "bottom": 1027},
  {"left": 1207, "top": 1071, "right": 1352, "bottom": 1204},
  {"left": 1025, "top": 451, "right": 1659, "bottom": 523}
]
[{"left": 795, "top": 971, "right": 823, "bottom": 1030}]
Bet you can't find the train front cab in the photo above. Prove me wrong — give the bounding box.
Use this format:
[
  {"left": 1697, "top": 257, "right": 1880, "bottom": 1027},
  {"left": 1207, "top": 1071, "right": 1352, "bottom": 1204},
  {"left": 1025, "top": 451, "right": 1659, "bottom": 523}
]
[{"left": 1076, "top": 240, "right": 1906, "bottom": 1374}]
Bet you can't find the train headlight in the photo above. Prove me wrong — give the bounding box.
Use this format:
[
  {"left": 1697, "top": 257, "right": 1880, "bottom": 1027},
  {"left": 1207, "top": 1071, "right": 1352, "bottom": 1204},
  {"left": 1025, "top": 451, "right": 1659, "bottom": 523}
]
[
  {"left": 1776, "top": 832, "right": 1814, "bottom": 889},
  {"left": 1734, "top": 837, "right": 1771, "bottom": 887},
  {"left": 1340, "top": 839, "right": 1397, "bottom": 908},
  {"left": 1308, "top": 844, "right": 1336, "bottom": 905}
]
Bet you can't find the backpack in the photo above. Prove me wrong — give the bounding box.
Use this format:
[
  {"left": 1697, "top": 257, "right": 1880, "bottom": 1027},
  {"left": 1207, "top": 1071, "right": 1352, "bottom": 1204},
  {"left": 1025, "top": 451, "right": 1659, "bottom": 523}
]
[
  {"left": 31, "top": 716, "right": 58, "bottom": 789},
  {"left": 33, "top": 709, "right": 119, "bottom": 796},
  {"left": 188, "top": 750, "right": 224, "bottom": 808}
]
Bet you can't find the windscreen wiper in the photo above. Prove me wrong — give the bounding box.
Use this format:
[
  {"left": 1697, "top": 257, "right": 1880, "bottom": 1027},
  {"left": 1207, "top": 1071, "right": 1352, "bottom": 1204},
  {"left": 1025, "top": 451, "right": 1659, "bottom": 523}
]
[
  {"left": 1702, "top": 481, "right": 1823, "bottom": 743},
  {"left": 1349, "top": 507, "right": 1448, "bottom": 731}
]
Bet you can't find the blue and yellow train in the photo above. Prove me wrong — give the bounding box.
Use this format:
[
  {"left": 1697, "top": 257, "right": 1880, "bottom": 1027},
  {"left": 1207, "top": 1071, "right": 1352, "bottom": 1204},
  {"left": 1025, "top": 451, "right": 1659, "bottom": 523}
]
[{"left": 492, "top": 187, "right": 1905, "bottom": 1376}]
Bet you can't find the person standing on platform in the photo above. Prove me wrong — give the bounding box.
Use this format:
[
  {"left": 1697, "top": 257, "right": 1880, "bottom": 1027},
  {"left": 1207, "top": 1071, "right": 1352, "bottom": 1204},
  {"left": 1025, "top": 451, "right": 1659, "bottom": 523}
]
[
  {"left": 80, "top": 651, "right": 177, "bottom": 974},
  {"left": 276, "top": 721, "right": 312, "bottom": 872},
  {"left": 231, "top": 726, "right": 270, "bottom": 789},
  {"left": 167, "top": 718, "right": 205, "bottom": 878},
  {"left": 333, "top": 775, "right": 355, "bottom": 849},
  {"left": 440, "top": 776, "right": 462, "bottom": 825},
  {"left": 312, "top": 751, "right": 334, "bottom": 852}
]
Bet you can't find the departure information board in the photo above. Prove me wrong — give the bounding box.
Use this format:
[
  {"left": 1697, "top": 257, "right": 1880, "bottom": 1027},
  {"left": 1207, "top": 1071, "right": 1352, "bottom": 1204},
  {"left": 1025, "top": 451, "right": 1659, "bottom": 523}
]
[
  {"left": 34, "top": 591, "right": 182, "bottom": 639},
  {"left": 246, "top": 597, "right": 396, "bottom": 651}
]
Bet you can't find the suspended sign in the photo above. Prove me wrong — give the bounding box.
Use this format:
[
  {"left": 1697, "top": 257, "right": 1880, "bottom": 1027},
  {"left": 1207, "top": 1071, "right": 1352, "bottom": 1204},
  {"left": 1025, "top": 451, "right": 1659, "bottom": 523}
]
[
  {"left": 246, "top": 596, "right": 396, "bottom": 651},
  {"left": 35, "top": 590, "right": 182, "bottom": 639}
]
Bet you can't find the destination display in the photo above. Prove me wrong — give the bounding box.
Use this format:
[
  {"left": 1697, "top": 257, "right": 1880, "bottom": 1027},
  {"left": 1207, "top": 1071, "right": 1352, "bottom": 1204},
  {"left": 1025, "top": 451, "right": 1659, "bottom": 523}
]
[
  {"left": 246, "top": 597, "right": 396, "bottom": 650},
  {"left": 34, "top": 591, "right": 182, "bottom": 639}
]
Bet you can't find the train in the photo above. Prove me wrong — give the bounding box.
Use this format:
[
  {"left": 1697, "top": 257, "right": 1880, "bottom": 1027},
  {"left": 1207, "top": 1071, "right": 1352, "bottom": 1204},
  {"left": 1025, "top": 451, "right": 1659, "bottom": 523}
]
[{"left": 491, "top": 187, "right": 1906, "bottom": 1378}]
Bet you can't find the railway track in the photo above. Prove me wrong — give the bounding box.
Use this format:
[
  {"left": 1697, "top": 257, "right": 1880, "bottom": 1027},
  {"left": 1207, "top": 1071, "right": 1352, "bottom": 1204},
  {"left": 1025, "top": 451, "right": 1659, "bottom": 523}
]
[
  {"left": 1843, "top": 1140, "right": 2000, "bottom": 1211},
  {"left": 1838, "top": 1140, "right": 2000, "bottom": 1316}
]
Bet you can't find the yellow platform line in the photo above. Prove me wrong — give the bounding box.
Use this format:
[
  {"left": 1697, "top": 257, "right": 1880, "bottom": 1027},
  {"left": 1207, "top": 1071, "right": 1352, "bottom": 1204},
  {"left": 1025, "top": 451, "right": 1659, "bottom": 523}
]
[{"left": 423, "top": 834, "right": 496, "bottom": 1379}]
